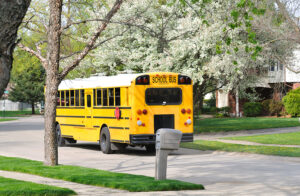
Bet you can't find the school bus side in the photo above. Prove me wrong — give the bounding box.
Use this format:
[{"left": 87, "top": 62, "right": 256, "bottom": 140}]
[{"left": 56, "top": 86, "right": 131, "bottom": 145}]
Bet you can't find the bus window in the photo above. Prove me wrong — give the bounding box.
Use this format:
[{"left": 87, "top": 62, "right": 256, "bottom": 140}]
[
  {"left": 80, "top": 90, "right": 84, "bottom": 106},
  {"left": 70, "top": 90, "right": 75, "bottom": 106},
  {"left": 87, "top": 95, "right": 91, "bottom": 107},
  {"left": 75, "top": 90, "right": 80, "bottom": 106},
  {"left": 109, "top": 88, "right": 114, "bottom": 106},
  {"left": 61, "top": 91, "right": 65, "bottom": 106},
  {"left": 93, "top": 89, "right": 96, "bottom": 106},
  {"left": 57, "top": 91, "right": 60, "bottom": 106},
  {"left": 66, "top": 90, "right": 70, "bottom": 106},
  {"left": 145, "top": 88, "right": 182, "bottom": 105},
  {"left": 115, "top": 88, "right": 120, "bottom": 106},
  {"left": 97, "top": 89, "right": 102, "bottom": 106},
  {"left": 103, "top": 89, "right": 108, "bottom": 106}
]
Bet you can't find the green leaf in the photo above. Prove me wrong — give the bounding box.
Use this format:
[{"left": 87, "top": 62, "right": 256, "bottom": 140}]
[{"left": 231, "top": 10, "right": 240, "bottom": 22}]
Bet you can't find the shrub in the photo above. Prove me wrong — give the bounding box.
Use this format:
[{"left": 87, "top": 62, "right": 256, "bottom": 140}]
[
  {"left": 269, "top": 100, "right": 284, "bottom": 116},
  {"left": 283, "top": 88, "right": 300, "bottom": 117},
  {"left": 215, "top": 113, "right": 225, "bottom": 118},
  {"left": 261, "top": 99, "right": 272, "bottom": 115},
  {"left": 243, "top": 102, "right": 262, "bottom": 117}
]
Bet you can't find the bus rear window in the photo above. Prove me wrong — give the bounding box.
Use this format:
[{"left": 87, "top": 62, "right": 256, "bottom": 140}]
[{"left": 145, "top": 88, "right": 182, "bottom": 105}]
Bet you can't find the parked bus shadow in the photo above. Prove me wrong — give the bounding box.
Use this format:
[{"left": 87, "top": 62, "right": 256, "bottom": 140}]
[{"left": 66, "top": 142, "right": 211, "bottom": 156}]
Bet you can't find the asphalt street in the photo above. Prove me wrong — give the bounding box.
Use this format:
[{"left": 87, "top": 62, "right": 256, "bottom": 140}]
[{"left": 1, "top": 116, "right": 300, "bottom": 195}]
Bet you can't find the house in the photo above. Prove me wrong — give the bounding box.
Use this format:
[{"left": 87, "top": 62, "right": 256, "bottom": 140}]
[{"left": 216, "top": 52, "right": 300, "bottom": 116}]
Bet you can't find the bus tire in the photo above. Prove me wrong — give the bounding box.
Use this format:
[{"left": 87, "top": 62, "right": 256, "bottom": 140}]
[
  {"left": 145, "top": 144, "right": 156, "bottom": 153},
  {"left": 66, "top": 138, "right": 77, "bottom": 144},
  {"left": 56, "top": 124, "right": 66, "bottom": 147},
  {"left": 100, "top": 127, "right": 112, "bottom": 154}
]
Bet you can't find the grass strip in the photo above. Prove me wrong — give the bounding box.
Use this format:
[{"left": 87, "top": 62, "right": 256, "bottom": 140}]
[
  {"left": 223, "top": 131, "right": 300, "bottom": 145},
  {"left": 194, "top": 117, "right": 300, "bottom": 133},
  {"left": 181, "top": 140, "right": 300, "bottom": 157},
  {"left": 0, "top": 176, "right": 75, "bottom": 196},
  {"left": 0, "top": 118, "right": 16, "bottom": 122},
  {"left": 0, "top": 111, "right": 40, "bottom": 117},
  {"left": 0, "top": 156, "right": 204, "bottom": 192}
]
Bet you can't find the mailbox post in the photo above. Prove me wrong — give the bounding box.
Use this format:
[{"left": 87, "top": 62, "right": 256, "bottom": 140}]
[{"left": 155, "top": 128, "right": 182, "bottom": 180}]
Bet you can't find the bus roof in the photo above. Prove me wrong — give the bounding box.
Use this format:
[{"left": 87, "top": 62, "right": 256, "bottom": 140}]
[{"left": 58, "top": 73, "right": 141, "bottom": 90}]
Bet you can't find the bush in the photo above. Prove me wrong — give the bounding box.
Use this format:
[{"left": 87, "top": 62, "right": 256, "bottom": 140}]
[
  {"left": 283, "top": 88, "right": 300, "bottom": 117},
  {"left": 243, "top": 102, "right": 262, "bottom": 117},
  {"left": 269, "top": 100, "right": 284, "bottom": 116},
  {"left": 261, "top": 99, "right": 272, "bottom": 115}
]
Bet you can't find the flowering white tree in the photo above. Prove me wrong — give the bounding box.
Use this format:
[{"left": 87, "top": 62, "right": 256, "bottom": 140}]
[{"left": 90, "top": 0, "right": 279, "bottom": 111}]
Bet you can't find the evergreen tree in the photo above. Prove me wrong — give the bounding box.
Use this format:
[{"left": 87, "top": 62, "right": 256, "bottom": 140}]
[{"left": 9, "top": 50, "right": 45, "bottom": 114}]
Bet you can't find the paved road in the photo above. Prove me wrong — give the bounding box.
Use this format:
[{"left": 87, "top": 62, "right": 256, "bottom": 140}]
[{"left": 1, "top": 116, "right": 300, "bottom": 195}]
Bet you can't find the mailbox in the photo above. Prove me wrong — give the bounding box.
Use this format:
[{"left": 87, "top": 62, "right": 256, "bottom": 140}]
[{"left": 156, "top": 129, "right": 182, "bottom": 150}]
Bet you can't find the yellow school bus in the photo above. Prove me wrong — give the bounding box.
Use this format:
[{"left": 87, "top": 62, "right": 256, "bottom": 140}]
[{"left": 56, "top": 72, "right": 193, "bottom": 153}]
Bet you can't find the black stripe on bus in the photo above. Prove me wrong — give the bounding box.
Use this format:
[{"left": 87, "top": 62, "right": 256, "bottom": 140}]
[
  {"left": 57, "top": 107, "right": 85, "bottom": 109},
  {"left": 109, "top": 126, "right": 130, "bottom": 130},
  {"left": 57, "top": 115, "right": 85, "bottom": 118},
  {"left": 86, "top": 116, "right": 91, "bottom": 118},
  {"left": 124, "top": 117, "right": 129, "bottom": 120},
  {"left": 60, "top": 124, "right": 85, "bottom": 127},
  {"left": 62, "top": 135, "right": 74, "bottom": 138},
  {"left": 93, "top": 106, "right": 131, "bottom": 109},
  {"left": 93, "top": 126, "right": 100, "bottom": 128},
  {"left": 111, "top": 139, "right": 124, "bottom": 143},
  {"left": 94, "top": 116, "right": 117, "bottom": 119}
]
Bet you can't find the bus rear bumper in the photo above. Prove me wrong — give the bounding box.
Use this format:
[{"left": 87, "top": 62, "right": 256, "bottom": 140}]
[{"left": 130, "top": 133, "right": 193, "bottom": 145}]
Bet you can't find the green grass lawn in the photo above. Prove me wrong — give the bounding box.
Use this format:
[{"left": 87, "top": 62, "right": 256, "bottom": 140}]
[
  {"left": 194, "top": 117, "right": 300, "bottom": 133},
  {"left": 0, "top": 176, "right": 75, "bottom": 196},
  {"left": 0, "top": 118, "right": 16, "bottom": 122},
  {"left": 0, "top": 110, "right": 40, "bottom": 117},
  {"left": 223, "top": 131, "right": 300, "bottom": 145},
  {"left": 0, "top": 156, "right": 204, "bottom": 192},
  {"left": 181, "top": 140, "right": 300, "bottom": 157}
]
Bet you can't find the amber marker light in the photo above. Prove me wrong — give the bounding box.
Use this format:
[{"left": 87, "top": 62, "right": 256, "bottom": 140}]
[{"left": 137, "top": 109, "right": 142, "bottom": 115}]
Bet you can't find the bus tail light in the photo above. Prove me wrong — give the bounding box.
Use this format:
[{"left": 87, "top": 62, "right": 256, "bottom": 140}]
[
  {"left": 136, "top": 75, "right": 150, "bottom": 85},
  {"left": 143, "top": 109, "right": 147, "bottom": 115},
  {"left": 186, "top": 108, "right": 191, "bottom": 114},
  {"left": 181, "top": 108, "right": 186, "bottom": 114},
  {"left": 186, "top": 119, "right": 192, "bottom": 125},
  {"left": 137, "top": 120, "right": 142, "bottom": 126},
  {"left": 178, "top": 75, "right": 192, "bottom": 84},
  {"left": 137, "top": 109, "right": 142, "bottom": 115}
]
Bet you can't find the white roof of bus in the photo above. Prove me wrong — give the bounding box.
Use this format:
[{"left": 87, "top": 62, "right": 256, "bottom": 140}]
[{"left": 58, "top": 74, "right": 141, "bottom": 90}]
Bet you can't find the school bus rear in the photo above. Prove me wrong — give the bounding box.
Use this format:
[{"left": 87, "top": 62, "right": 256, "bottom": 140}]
[{"left": 128, "top": 72, "right": 193, "bottom": 146}]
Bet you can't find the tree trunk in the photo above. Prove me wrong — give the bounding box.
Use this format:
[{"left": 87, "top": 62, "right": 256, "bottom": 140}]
[
  {"left": 44, "top": 0, "right": 62, "bottom": 166},
  {"left": 31, "top": 102, "right": 35, "bottom": 114},
  {"left": 0, "top": 0, "right": 31, "bottom": 98}
]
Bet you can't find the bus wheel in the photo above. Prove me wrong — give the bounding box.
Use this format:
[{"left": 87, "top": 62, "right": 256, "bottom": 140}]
[
  {"left": 66, "top": 138, "right": 77, "bottom": 144},
  {"left": 145, "top": 144, "right": 156, "bottom": 153},
  {"left": 56, "top": 124, "right": 65, "bottom": 147},
  {"left": 100, "top": 127, "right": 112, "bottom": 154}
]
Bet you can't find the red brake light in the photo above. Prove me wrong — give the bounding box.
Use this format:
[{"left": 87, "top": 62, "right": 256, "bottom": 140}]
[
  {"left": 178, "top": 75, "right": 192, "bottom": 84},
  {"left": 136, "top": 75, "right": 149, "bottom": 85},
  {"left": 137, "top": 109, "right": 142, "bottom": 115},
  {"left": 143, "top": 109, "right": 147, "bottom": 115},
  {"left": 181, "top": 108, "right": 186, "bottom": 114},
  {"left": 187, "top": 108, "right": 191, "bottom": 114}
]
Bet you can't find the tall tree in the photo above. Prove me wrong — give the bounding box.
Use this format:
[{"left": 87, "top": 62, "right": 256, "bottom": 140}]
[
  {"left": 9, "top": 50, "right": 45, "bottom": 114},
  {"left": 19, "top": 0, "right": 123, "bottom": 166},
  {"left": 0, "top": 0, "right": 31, "bottom": 98}
]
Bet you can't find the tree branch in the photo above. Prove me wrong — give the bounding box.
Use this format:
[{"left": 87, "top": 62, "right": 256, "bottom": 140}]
[
  {"left": 59, "top": 0, "right": 123, "bottom": 80},
  {"left": 18, "top": 43, "right": 47, "bottom": 68}
]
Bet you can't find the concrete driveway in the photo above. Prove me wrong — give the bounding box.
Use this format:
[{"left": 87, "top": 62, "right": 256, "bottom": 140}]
[{"left": 1, "top": 116, "right": 300, "bottom": 195}]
